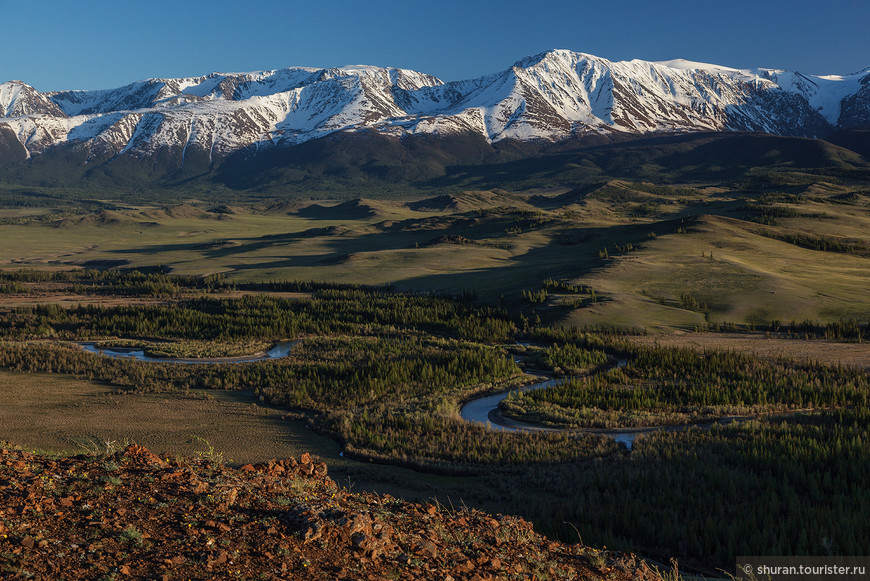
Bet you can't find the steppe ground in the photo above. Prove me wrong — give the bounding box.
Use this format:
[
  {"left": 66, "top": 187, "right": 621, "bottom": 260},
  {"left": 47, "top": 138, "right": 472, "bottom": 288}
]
[{"left": 2, "top": 186, "right": 869, "bottom": 330}]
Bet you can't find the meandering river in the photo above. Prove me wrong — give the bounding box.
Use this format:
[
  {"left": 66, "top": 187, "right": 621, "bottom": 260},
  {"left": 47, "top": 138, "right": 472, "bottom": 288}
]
[
  {"left": 83, "top": 340, "right": 737, "bottom": 451},
  {"left": 458, "top": 354, "right": 762, "bottom": 450},
  {"left": 458, "top": 357, "right": 649, "bottom": 448},
  {"left": 80, "top": 340, "right": 296, "bottom": 364}
]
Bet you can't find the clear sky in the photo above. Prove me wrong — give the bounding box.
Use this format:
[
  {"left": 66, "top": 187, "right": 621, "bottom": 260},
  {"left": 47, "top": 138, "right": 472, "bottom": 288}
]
[{"left": 2, "top": 0, "right": 868, "bottom": 92}]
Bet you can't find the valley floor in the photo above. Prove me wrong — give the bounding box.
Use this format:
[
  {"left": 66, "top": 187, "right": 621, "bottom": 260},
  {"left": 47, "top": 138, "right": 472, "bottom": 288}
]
[{"left": 629, "top": 331, "right": 870, "bottom": 369}]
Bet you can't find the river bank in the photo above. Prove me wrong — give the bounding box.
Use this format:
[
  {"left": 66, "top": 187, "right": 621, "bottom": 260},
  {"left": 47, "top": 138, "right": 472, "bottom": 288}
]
[{"left": 78, "top": 340, "right": 296, "bottom": 363}]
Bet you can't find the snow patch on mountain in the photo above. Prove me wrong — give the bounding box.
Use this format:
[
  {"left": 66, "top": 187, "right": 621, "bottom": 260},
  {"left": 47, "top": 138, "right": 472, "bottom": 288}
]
[
  {"left": 758, "top": 69, "right": 865, "bottom": 124},
  {"left": 1, "top": 50, "right": 868, "bottom": 165}
]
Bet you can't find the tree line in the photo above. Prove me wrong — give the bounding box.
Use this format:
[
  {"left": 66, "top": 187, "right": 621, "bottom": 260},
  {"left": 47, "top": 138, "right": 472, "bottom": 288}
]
[{"left": 502, "top": 343, "right": 870, "bottom": 429}]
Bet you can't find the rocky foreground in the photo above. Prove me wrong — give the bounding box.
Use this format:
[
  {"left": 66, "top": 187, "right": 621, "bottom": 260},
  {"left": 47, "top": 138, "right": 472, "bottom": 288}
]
[{"left": 0, "top": 444, "right": 671, "bottom": 580}]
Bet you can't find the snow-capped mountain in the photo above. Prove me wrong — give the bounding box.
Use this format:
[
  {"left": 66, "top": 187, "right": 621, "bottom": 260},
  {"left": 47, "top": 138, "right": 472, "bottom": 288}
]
[{"left": 1, "top": 50, "right": 868, "bottom": 164}]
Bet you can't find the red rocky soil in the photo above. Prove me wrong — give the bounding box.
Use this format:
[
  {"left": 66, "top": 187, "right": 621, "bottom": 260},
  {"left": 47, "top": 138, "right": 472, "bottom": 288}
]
[{"left": 0, "top": 444, "right": 670, "bottom": 580}]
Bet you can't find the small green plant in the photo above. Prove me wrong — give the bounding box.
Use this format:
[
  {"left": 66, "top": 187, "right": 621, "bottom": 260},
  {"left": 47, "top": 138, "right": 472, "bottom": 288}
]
[
  {"left": 73, "top": 437, "right": 120, "bottom": 457},
  {"left": 590, "top": 549, "right": 606, "bottom": 570},
  {"left": 118, "top": 526, "right": 143, "bottom": 546},
  {"left": 192, "top": 436, "right": 225, "bottom": 465}
]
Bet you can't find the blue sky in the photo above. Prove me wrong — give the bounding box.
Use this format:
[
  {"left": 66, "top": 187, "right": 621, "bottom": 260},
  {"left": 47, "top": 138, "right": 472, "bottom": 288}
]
[{"left": 3, "top": 0, "right": 868, "bottom": 91}]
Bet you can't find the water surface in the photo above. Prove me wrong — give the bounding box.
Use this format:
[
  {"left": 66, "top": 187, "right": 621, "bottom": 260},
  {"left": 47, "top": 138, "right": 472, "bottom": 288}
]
[{"left": 80, "top": 340, "right": 296, "bottom": 364}]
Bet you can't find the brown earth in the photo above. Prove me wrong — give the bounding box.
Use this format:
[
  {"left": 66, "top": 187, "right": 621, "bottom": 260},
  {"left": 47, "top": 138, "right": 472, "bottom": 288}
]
[{"left": 0, "top": 444, "right": 671, "bottom": 580}]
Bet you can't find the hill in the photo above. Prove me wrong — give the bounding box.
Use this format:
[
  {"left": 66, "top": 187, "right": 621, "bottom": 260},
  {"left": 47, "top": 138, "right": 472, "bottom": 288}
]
[
  {"left": 1, "top": 130, "right": 868, "bottom": 203},
  {"left": 0, "top": 443, "right": 669, "bottom": 580},
  {"left": 295, "top": 198, "right": 403, "bottom": 220}
]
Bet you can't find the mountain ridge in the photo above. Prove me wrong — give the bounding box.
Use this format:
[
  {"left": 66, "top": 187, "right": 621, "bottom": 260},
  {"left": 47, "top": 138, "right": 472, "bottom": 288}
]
[{"left": 1, "top": 49, "right": 868, "bottom": 192}]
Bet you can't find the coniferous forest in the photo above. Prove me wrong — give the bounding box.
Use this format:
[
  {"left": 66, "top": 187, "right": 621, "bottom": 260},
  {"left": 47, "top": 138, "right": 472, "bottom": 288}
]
[{"left": 0, "top": 269, "right": 868, "bottom": 571}]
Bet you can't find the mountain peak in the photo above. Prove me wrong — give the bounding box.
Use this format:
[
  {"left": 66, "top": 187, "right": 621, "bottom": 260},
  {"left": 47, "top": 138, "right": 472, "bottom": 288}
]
[
  {"left": 0, "top": 79, "right": 67, "bottom": 118},
  {"left": 511, "top": 49, "right": 605, "bottom": 70},
  {"left": 1, "top": 50, "right": 868, "bottom": 165}
]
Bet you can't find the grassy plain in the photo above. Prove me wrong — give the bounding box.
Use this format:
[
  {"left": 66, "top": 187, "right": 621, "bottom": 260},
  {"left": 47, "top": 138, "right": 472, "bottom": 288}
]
[
  {"left": 629, "top": 332, "right": 870, "bottom": 369},
  {"left": 0, "top": 370, "right": 300, "bottom": 462}
]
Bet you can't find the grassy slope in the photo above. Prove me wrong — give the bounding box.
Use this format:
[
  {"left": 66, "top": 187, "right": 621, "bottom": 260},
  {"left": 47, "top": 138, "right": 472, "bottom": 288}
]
[
  {"left": 568, "top": 212, "right": 870, "bottom": 330},
  {"left": 3, "top": 187, "right": 869, "bottom": 329}
]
